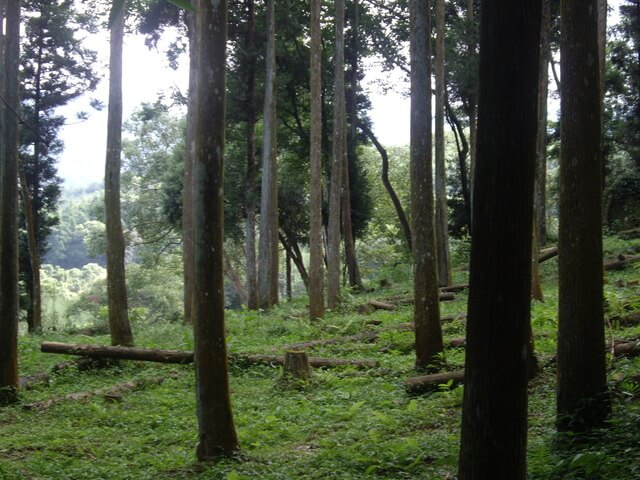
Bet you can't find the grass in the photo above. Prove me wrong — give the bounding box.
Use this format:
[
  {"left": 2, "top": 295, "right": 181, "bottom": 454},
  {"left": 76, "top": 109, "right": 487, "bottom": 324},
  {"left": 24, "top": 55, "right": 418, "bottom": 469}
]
[{"left": 1, "top": 241, "right": 640, "bottom": 479}]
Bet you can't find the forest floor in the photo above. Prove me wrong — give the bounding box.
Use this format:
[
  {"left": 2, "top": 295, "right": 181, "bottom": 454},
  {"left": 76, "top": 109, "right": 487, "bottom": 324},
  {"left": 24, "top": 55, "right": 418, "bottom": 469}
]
[{"left": 1, "top": 237, "right": 640, "bottom": 479}]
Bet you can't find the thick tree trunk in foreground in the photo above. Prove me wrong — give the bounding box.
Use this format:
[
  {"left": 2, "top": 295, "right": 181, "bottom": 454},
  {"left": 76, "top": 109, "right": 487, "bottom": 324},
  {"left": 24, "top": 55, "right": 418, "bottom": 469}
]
[
  {"left": 557, "top": 0, "right": 610, "bottom": 433},
  {"left": 457, "top": 2, "right": 541, "bottom": 479},
  {"left": 104, "top": 3, "right": 133, "bottom": 347},
  {"left": 0, "top": 0, "right": 21, "bottom": 405},
  {"left": 258, "top": 0, "right": 279, "bottom": 309},
  {"left": 308, "top": 0, "right": 324, "bottom": 320},
  {"left": 192, "top": 0, "right": 239, "bottom": 458},
  {"left": 327, "top": 0, "right": 346, "bottom": 309},
  {"left": 410, "top": 0, "right": 443, "bottom": 371},
  {"left": 435, "top": 0, "right": 451, "bottom": 287},
  {"left": 245, "top": 0, "right": 258, "bottom": 310}
]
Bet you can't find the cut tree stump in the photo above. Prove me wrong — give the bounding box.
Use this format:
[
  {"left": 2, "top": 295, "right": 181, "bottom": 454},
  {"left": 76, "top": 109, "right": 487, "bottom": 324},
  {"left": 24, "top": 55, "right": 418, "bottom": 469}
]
[
  {"left": 41, "top": 342, "right": 379, "bottom": 370},
  {"left": 405, "top": 370, "right": 465, "bottom": 394},
  {"left": 282, "top": 351, "right": 311, "bottom": 380},
  {"left": 23, "top": 375, "right": 169, "bottom": 411},
  {"left": 604, "top": 255, "right": 640, "bottom": 271}
]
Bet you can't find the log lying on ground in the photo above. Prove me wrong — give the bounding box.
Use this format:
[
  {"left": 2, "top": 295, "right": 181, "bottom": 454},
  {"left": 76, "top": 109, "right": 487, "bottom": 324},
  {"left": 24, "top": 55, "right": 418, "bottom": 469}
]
[
  {"left": 368, "top": 300, "right": 396, "bottom": 311},
  {"left": 611, "top": 340, "right": 640, "bottom": 357},
  {"left": 42, "top": 342, "right": 194, "bottom": 364},
  {"left": 41, "top": 342, "right": 379, "bottom": 370},
  {"left": 405, "top": 370, "right": 465, "bottom": 395},
  {"left": 604, "top": 254, "right": 640, "bottom": 271},
  {"left": 538, "top": 246, "right": 558, "bottom": 263},
  {"left": 618, "top": 227, "right": 640, "bottom": 239},
  {"left": 23, "top": 375, "right": 169, "bottom": 412},
  {"left": 393, "top": 292, "right": 456, "bottom": 306},
  {"left": 440, "top": 284, "right": 468, "bottom": 293}
]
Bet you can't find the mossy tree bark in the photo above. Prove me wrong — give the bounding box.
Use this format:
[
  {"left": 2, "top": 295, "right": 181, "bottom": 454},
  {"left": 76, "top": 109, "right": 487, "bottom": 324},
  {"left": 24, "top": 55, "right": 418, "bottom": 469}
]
[
  {"left": 457, "top": 1, "right": 541, "bottom": 478},
  {"left": 192, "top": 0, "right": 239, "bottom": 459},
  {"left": 410, "top": 0, "right": 443, "bottom": 371},
  {"left": 556, "top": 0, "right": 611, "bottom": 433},
  {"left": 0, "top": 0, "right": 21, "bottom": 405}
]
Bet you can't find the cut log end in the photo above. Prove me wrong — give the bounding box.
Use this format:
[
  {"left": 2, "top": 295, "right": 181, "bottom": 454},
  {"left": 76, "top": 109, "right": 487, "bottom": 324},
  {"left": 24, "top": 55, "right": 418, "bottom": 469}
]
[{"left": 282, "top": 351, "right": 311, "bottom": 380}]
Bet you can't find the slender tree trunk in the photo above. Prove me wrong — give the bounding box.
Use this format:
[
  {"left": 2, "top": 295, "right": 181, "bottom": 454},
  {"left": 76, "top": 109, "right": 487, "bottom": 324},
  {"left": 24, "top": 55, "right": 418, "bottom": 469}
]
[
  {"left": 245, "top": 0, "right": 258, "bottom": 310},
  {"left": 444, "top": 95, "right": 471, "bottom": 230},
  {"left": 536, "top": 0, "right": 550, "bottom": 246},
  {"left": 182, "top": 8, "right": 196, "bottom": 325},
  {"left": 224, "top": 253, "right": 248, "bottom": 306},
  {"left": 258, "top": 0, "right": 279, "bottom": 309},
  {"left": 435, "top": 0, "right": 451, "bottom": 287},
  {"left": 360, "top": 123, "right": 412, "bottom": 251},
  {"left": 279, "top": 232, "right": 309, "bottom": 289},
  {"left": 18, "top": 166, "right": 42, "bottom": 332},
  {"left": 0, "top": 0, "right": 21, "bottom": 405},
  {"left": 466, "top": 0, "right": 477, "bottom": 217},
  {"left": 557, "top": 0, "right": 610, "bottom": 433},
  {"left": 308, "top": 0, "right": 324, "bottom": 320},
  {"left": 343, "top": 0, "right": 362, "bottom": 289},
  {"left": 457, "top": 2, "right": 541, "bottom": 478},
  {"left": 410, "top": 0, "right": 443, "bottom": 371},
  {"left": 192, "top": 0, "right": 239, "bottom": 459},
  {"left": 531, "top": 215, "right": 544, "bottom": 302},
  {"left": 327, "top": 0, "right": 346, "bottom": 309},
  {"left": 104, "top": 2, "right": 133, "bottom": 347},
  {"left": 285, "top": 250, "right": 292, "bottom": 300}
]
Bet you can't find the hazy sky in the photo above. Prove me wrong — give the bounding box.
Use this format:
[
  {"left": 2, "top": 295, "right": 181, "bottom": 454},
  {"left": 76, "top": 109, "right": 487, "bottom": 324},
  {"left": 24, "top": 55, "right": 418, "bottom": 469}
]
[{"left": 57, "top": 27, "right": 410, "bottom": 189}]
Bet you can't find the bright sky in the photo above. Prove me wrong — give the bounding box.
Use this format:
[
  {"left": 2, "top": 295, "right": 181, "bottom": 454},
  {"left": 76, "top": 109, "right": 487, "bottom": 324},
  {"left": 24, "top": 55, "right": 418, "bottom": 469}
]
[{"left": 57, "top": 27, "right": 410, "bottom": 189}]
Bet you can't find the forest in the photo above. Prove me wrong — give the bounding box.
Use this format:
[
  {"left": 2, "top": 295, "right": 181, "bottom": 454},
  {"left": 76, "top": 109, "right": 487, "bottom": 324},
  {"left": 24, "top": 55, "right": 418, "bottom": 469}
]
[{"left": 1, "top": 0, "right": 640, "bottom": 478}]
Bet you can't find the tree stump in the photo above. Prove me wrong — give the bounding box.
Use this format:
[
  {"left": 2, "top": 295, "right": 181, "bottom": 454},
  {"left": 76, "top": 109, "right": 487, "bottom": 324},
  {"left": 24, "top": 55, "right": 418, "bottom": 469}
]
[{"left": 282, "top": 351, "right": 311, "bottom": 381}]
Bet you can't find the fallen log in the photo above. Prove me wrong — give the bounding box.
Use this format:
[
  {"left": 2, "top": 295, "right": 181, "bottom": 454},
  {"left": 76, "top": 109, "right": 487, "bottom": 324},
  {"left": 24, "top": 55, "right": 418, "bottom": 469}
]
[
  {"left": 538, "top": 246, "right": 558, "bottom": 263},
  {"left": 439, "top": 284, "right": 468, "bottom": 293},
  {"left": 23, "top": 375, "right": 169, "bottom": 412},
  {"left": 618, "top": 227, "right": 640, "bottom": 239},
  {"left": 610, "top": 312, "right": 640, "bottom": 328},
  {"left": 393, "top": 292, "right": 456, "bottom": 306},
  {"left": 604, "top": 255, "right": 640, "bottom": 271},
  {"left": 368, "top": 300, "right": 396, "bottom": 311},
  {"left": 612, "top": 340, "right": 639, "bottom": 358},
  {"left": 405, "top": 370, "right": 465, "bottom": 395},
  {"left": 41, "top": 342, "right": 379, "bottom": 370},
  {"left": 42, "top": 342, "right": 194, "bottom": 364},
  {"left": 230, "top": 353, "right": 379, "bottom": 369},
  {"left": 284, "top": 331, "right": 379, "bottom": 350}
]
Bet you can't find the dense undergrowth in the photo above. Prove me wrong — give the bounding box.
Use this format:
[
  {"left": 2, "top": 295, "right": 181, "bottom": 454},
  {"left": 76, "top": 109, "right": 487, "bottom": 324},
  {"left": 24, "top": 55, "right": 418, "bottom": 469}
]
[{"left": 1, "top": 238, "right": 639, "bottom": 479}]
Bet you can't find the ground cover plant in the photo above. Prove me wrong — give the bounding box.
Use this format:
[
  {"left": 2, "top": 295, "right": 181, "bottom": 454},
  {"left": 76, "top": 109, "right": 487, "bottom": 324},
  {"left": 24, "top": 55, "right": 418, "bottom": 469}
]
[{"left": 1, "top": 237, "right": 639, "bottom": 479}]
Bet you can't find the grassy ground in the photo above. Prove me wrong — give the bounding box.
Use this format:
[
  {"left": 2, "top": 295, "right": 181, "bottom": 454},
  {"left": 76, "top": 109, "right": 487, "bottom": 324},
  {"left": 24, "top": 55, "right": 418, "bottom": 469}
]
[{"left": 1, "top": 240, "right": 640, "bottom": 479}]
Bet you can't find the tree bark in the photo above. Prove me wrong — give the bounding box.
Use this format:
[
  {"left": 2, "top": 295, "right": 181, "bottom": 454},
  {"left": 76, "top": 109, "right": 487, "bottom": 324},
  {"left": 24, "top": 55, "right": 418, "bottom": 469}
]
[
  {"left": 359, "top": 123, "right": 412, "bottom": 251},
  {"left": 104, "top": 2, "right": 133, "bottom": 347},
  {"left": 466, "top": 0, "right": 477, "bottom": 218},
  {"left": 224, "top": 253, "right": 248, "bottom": 306},
  {"left": 327, "top": 0, "right": 346, "bottom": 309},
  {"left": 536, "top": 0, "right": 550, "bottom": 245},
  {"left": 343, "top": 0, "right": 362, "bottom": 289},
  {"left": 245, "top": 0, "right": 258, "bottom": 310},
  {"left": 282, "top": 351, "right": 310, "bottom": 380},
  {"left": 0, "top": 0, "right": 21, "bottom": 405},
  {"left": 18, "top": 165, "right": 42, "bottom": 332},
  {"left": 531, "top": 214, "right": 544, "bottom": 301},
  {"left": 557, "top": 0, "right": 611, "bottom": 433},
  {"left": 258, "top": 0, "right": 279, "bottom": 309},
  {"left": 410, "top": 0, "right": 443, "bottom": 371},
  {"left": 182, "top": 7, "right": 196, "bottom": 325},
  {"left": 435, "top": 0, "right": 451, "bottom": 287},
  {"left": 308, "top": 0, "right": 324, "bottom": 320},
  {"left": 457, "top": 2, "right": 541, "bottom": 479},
  {"left": 192, "top": 0, "right": 239, "bottom": 458}
]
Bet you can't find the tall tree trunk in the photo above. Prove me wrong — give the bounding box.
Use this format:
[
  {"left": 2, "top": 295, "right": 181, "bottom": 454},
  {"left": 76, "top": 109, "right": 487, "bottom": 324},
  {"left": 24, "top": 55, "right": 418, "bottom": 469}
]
[
  {"left": 245, "top": 0, "right": 258, "bottom": 310},
  {"left": 285, "top": 249, "right": 292, "bottom": 300},
  {"left": 104, "top": 2, "right": 133, "bottom": 347},
  {"left": 536, "top": 0, "right": 550, "bottom": 246},
  {"left": 182, "top": 7, "right": 196, "bottom": 325},
  {"left": 18, "top": 166, "right": 42, "bottom": 332},
  {"left": 343, "top": 0, "right": 362, "bottom": 289},
  {"left": 360, "top": 123, "right": 412, "bottom": 251},
  {"left": 444, "top": 95, "right": 471, "bottom": 230},
  {"left": 308, "top": 0, "right": 324, "bottom": 320},
  {"left": 224, "top": 253, "right": 248, "bottom": 306},
  {"left": 531, "top": 214, "right": 544, "bottom": 302},
  {"left": 598, "top": 0, "right": 607, "bottom": 189},
  {"left": 258, "top": 0, "right": 279, "bottom": 309},
  {"left": 457, "top": 2, "right": 541, "bottom": 478},
  {"left": 0, "top": 0, "right": 21, "bottom": 405},
  {"left": 410, "top": 0, "right": 443, "bottom": 371},
  {"left": 466, "top": 0, "right": 477, "bottom": 218},
  {"left": 435, "top": 0, "right": 451, "bottom": 287},
  {"left": 557, "top": 0, "right": 610, "bottom": 433},
  {"left": 327, "top": 0, "right": 346, "bottom": 309},
  {"left": 192, "top": 0, "right": 239, "bottom": 459}
]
